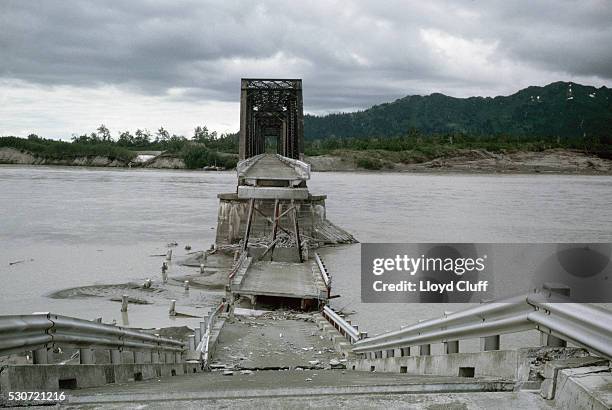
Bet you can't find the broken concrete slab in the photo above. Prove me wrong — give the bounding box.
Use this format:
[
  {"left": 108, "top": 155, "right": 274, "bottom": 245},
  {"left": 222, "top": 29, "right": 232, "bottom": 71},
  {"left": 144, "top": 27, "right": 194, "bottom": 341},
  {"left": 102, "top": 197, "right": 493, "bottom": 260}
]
[
  {"left": 554, "top": 366, "right": 612, "bottom": 410},
  {"left": 540, "top": 356, "right": 609, "bottom": 399}
]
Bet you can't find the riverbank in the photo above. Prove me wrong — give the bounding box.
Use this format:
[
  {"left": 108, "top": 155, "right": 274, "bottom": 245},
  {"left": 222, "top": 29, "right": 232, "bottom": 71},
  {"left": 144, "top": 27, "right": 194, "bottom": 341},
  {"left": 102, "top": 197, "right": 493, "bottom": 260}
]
[
  {"left": 0, "top": 147, "right": 187, "bottom": 169},
  {"left": 3, "top": 146, "right": 610, "bottom": 174},
  {"left": 306, "top": 148, "right": 612, "bottom": 174}
]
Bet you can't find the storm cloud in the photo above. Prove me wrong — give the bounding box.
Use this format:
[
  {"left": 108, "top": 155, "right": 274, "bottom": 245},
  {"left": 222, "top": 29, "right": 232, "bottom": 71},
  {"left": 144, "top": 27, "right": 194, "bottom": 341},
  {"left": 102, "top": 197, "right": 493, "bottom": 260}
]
[{"left": 1, "top": 0, "right": 611, "bottom": 137}]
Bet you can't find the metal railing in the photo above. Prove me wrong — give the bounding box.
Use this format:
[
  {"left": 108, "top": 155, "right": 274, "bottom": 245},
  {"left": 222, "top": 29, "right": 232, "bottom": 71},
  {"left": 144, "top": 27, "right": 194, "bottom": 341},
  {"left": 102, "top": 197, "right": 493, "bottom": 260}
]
[
  {"left": 195, "top": 301, "right": 226, "bottom": 368},
  {"left": 352, "top": 288, "right": 612, "bottom": 359},
  {"left": 228, "top": 251, "right": 248, "bottom": 281},
  {"left": 322, "top": 306, "right": 362, "bottom": 344},
  {"left": 0, "top": 313, "right": 185, "bottom": 360},
  {"left": 314, "top": 253, "right": 331, "bottom": 290}
]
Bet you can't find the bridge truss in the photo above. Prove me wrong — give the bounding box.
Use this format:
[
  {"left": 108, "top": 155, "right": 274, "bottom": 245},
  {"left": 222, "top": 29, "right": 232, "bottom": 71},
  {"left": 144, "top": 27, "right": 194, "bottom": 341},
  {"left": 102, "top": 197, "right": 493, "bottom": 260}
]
[{"left": 239, "top": 79, "right": 304, "bottom": 160}]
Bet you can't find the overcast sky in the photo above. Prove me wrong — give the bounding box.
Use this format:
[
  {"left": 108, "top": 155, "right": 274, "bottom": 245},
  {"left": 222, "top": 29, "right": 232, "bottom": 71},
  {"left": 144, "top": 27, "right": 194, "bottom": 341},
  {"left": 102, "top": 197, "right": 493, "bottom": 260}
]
[{"left": 1, "top": 0, "right": 611, "bottom": 139}]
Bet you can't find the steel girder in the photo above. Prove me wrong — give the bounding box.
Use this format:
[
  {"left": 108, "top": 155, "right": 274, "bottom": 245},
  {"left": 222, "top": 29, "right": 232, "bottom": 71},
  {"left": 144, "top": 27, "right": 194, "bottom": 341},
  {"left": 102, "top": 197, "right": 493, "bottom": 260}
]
[{"left": 239, "top": 78, "right": 304, "bottom": 160}]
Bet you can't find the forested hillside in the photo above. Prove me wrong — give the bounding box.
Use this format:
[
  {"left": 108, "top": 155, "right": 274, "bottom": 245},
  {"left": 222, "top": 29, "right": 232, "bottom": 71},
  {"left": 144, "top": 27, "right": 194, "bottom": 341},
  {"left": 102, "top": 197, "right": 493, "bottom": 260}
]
[{"left": 304, "top": 82, "right": 612, "bottom": 139}]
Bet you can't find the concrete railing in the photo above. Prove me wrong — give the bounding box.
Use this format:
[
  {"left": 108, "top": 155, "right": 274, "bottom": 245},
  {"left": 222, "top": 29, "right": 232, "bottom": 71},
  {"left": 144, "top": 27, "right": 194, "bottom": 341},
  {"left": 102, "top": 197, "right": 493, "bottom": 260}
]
[
  {"left": 236, "top": 154, "right": 263, "bottom": 177},
  {"left": 0, "top": 313, "right": 185, "bottom": 364},
  {"left": 274, "top": 154, "right": 311, "bottom": 180},
  {"left": 352, "top": 287, "right": 612, "bottom": 360},
  {"left": 321, "top": 306, "right": 362, "bottom": 344}
]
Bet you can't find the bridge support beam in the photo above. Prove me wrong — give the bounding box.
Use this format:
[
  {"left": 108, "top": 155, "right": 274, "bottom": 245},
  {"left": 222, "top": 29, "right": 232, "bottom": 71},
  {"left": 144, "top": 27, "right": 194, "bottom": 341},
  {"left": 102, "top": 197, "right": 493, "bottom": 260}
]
[
  {"left": 542, "top": 283, "right": 570, "bottom": 348},
  {"left": 482, "top": 335, "right": 500, "bottom": 351},
  {"left": 33, "top": 348, "right": 49, "bottom": 364},
  {"left": 80, "top": 348, "right": 95, "bottom": 364}
]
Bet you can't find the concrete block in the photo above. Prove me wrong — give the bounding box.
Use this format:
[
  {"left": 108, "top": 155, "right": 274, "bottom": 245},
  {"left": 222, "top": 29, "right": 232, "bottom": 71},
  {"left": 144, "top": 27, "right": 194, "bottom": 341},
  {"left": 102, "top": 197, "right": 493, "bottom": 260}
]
[
  {"left": 543, "top": 356, "right": 608, "bottom": 379},
  {"left": 237, "top": 186, "right": 309, "bottom": 200},
  {"left": 540, "top": 378, "right": 555, "bottom": 399},
  {"left": 554, "top": 366, "right": 612, "bottom": 410},
  {"left": 539, "top": 356, "right": 608, "bottom": 399},
  {"left": 516, "top": 347, "right": 590, "bottom": 383}
]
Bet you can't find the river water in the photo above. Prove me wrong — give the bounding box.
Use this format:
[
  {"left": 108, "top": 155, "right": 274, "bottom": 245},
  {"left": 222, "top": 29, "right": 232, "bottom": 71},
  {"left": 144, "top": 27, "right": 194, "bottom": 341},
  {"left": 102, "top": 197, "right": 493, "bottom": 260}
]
[{"left": 1, "top": 165, "right": 611, "bottom": 350}]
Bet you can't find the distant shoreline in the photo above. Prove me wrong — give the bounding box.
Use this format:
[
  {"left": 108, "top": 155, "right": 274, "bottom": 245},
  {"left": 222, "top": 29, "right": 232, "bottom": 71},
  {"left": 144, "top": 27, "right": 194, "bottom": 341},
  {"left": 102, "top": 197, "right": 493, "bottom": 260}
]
[{"left": 2, "top": 147, "right": 612, "bottom": 175}]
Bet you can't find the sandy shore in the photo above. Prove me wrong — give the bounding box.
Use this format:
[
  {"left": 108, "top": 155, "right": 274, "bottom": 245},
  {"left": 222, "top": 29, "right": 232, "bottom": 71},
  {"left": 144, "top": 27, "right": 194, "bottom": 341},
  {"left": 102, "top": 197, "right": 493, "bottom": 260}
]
[
  {"left": 3, "top": 146, "right": 611, "bottom": 174},
  {"left": 306, "top": 149, "right": 612, "bottom": 174}
]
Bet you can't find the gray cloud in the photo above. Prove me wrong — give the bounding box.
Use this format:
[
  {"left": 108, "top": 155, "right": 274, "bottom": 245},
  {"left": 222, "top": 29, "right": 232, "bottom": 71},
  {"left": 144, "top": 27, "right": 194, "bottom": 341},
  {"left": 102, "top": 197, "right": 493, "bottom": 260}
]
[{"left": 1, "top": 0, "right": 612, "bottom": 118}]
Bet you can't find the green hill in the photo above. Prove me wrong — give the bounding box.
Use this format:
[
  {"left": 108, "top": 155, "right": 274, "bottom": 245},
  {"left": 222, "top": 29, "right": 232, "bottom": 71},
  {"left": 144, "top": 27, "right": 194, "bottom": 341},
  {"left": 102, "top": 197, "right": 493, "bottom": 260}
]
[{"left": 304, "top": 82, "right": 612, "bottom": 139}]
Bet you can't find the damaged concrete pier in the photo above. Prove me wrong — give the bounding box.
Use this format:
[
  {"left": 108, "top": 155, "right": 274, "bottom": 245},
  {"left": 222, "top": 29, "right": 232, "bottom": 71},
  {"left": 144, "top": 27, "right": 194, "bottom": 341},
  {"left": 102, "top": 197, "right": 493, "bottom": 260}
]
[{"left": 213, "top": 78, "right": 355, "bottom": 311}]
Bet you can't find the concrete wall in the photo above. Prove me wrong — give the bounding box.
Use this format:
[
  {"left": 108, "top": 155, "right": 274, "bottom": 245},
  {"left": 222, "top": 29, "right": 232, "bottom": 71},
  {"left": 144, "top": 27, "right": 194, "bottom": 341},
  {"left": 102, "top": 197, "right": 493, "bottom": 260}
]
[
  {"left": 0, "top": 362, "right": 202, "bottom": 392},
  {"left": 349, "top": 350, "right": 519, "bottom": 379}
]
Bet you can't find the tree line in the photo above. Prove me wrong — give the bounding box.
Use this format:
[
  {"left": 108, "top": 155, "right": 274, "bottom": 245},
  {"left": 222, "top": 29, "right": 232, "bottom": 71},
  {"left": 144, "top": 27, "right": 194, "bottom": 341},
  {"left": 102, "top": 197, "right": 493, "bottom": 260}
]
[{"left": 68, "top": 124, "right": 238, "bottom": 153}]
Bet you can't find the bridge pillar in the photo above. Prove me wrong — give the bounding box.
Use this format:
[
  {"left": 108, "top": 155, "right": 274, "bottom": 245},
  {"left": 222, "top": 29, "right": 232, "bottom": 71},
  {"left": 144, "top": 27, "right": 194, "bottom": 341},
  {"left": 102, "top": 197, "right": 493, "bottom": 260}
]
[
  {"left": 444, "top": 340, "right": 459, "bottom": 354},
  {"left": 419, "top": 344, "right": 430, "bottom": 356},
  {"left": 482, "top": 335, "right": 500, "bottom": 351},
  {"left": 110, "top": 349, "right": 122, "bottom": 364},
  {"left": 80, "top": 348, "right": 96, "bottom": 364},
  {"left": 33, "top": 348, "right": 49, "bottom": 364}
]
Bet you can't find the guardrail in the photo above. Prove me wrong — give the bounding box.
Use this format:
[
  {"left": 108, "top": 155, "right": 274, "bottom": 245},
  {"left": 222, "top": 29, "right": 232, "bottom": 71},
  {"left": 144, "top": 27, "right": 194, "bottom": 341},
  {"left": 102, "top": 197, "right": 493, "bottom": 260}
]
[
  {"left": 195, "top": 301, "right": 226, "bottom": 369},
  {"left": 314, "top": 253, "right": 331, "bottom": 294},
  {"left": 0, "top": 313, "right": 185, "bottom": 364},
  {"left": 352, "top": 287, "right": 612, "bottom": 360},
  {"left": 228, "top": 251, "right": 248, "bottom": 281},
  {"left": 322, "top": 306, "right": 362, "bottom": 344}
]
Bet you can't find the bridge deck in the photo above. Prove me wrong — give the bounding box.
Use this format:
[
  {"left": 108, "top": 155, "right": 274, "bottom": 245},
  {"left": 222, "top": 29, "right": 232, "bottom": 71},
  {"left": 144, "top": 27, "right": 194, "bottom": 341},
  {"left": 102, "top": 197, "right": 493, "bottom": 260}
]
[
  {"left": 241, "top": 154, "right": 302, "bottom": 181},
  {"left": 67, "top": 371, "right": 531, "bottom": 408},
  {"left": 237, "top": 261, "right": 324, "bottom": 300}
]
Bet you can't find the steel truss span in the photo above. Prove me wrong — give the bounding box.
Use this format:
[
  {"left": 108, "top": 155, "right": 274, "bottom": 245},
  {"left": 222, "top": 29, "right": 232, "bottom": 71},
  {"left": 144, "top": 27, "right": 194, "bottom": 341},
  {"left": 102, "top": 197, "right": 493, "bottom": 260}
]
[{"left": 239, "top": 78, "right": 304, "bottom": 160}]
